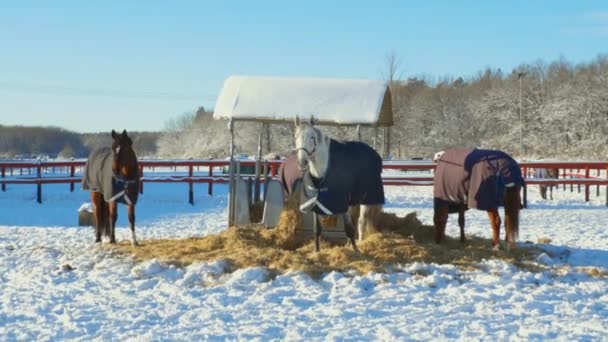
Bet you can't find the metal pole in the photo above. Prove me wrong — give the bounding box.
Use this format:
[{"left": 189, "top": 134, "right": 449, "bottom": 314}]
[
  {"left": 254, "top": 123, "right": 264, "bottom": 203},
  {"left": 518, "top": 72, "right": 524, "bottom": 160},
  {"left": 228, "top": 119, "right": 235, "bottom": 226}
]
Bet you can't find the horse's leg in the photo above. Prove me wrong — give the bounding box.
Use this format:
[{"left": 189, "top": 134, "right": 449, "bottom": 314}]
[
  {"left": 128, "top": 204, "right": 138, "bottom": 246},
  {"left": 313, "top": 212, "right": 322, "bottom": 252},
  {"left": 539, "top": 185, "right": 547, "bottom": 200},
  {"left": 433, "top": 204, "right": 449, "bottom": 244},
  {"left": 487, "top": 208, "right": 501, "bottom": 250},
  {"left": 91, "top": 192, "right": 102, "bottom": 243},
  {"left": 357, "top": 204, "right": 375, "bottom": 242},
  {"left": 342, "top": 213, "right": 359, "bottom": 253},
  {"left": 108, "top": 201, "right": 118, "bottom": 244},
  {"left": 458, "top": 205, "right": 466, "bottom": 243}
]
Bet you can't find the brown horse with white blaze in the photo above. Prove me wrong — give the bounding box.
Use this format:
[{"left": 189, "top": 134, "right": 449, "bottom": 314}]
[
  {"left": 433, "top": 148, "right": 524, "bottom": 250},
  {"left": 82, "top": 130, "right": 140, "bottom": 245}
]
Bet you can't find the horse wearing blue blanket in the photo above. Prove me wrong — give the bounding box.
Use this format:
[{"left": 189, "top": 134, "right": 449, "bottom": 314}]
[{"left": 294, "top": 118, "right": 385, "bottom": 252}]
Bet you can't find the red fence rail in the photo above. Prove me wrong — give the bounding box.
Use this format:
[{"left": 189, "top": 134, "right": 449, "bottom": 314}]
[{"left": 1, "top": 159, "right": 608, "bottom": 206}]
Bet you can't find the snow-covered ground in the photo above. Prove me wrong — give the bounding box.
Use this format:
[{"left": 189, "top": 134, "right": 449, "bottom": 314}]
[{"left": 1, "top": 178, "right": 607, "bottom": 340}]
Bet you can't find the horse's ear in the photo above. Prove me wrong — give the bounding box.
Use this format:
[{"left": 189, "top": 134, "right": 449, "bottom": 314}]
[
  {"left": 111, "top": 130, "right": 118, "bottom": 139},
  {"left": 121, "top": 129, "right": 128, "bottom": 137}
]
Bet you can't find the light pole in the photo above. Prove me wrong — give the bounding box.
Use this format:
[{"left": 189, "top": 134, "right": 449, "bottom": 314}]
[{"left": 518, "top": 72, "right": 526, "bottom": 160}]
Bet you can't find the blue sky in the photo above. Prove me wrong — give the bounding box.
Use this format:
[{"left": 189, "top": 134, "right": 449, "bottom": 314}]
[{"left": 0, "top": 1, "right": 606, "bottom": 133}]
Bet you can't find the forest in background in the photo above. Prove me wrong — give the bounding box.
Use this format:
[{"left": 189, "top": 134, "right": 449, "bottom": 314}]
[
  {"left": 157, "top": 54, "right": 608, "bottom": 160},
  {"left": 1, "top": 54, "right": 607, "bottom": 160},
  {"left": 0, "top": 126, "right": 159, "bottom": 159}
]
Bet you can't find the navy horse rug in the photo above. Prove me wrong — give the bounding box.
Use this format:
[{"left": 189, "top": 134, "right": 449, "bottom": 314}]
[
  {"left": 434, "top": 147, "right": 524, "bottom": 212},
  {"left": 300, "top": 139, "right": 385, "bottom": 215},
  {"left": 82, "top": 147, "right": 139, "bottom": 205}
]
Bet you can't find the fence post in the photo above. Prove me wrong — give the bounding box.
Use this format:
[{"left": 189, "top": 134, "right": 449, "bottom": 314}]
[
  {"left": 596, "top": 168, "right": 600, "bottom": 197},
  {"left": 208, "top": 164, "right": 213, "bottom": 196},
  {"left": 188, "top": 165, "right": 194, "bottom": 205},
  {"left": 585, "top": 166, "right": 590, "bottom": 202},
  {"left": 139, "top": 165, "right": 144, "bottom": 194},
  {"left": 606, "top": 166, "right": 608, "bottom": 206},
  {"left": 70, "top": 165, "right": 75, "bottom": 192},
  {"left": 570, "top": 169, "right": 573, "bottom": 192},
  {"left": 37, "top": 164, "right": 42, "bottom": 204},
  {"left": 1, "top": 166, "right": 5, "bottom": 192},
  {"left": 522, "top": 183, "right": 528, "bottom": 209}
]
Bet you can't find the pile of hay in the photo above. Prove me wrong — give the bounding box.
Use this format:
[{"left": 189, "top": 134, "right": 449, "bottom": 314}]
[{"left": 114, "top": 198, "right": 538, "bottom": 277}]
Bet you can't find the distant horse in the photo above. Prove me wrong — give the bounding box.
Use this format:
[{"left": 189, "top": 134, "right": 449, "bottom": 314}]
[
  {"left": 535, "top": 168, "right": 559, "bottom": 200},
  {"left": 294, "top": 118, "right": 385, "bottom": 252},
  {"left": 82, "top": 130, "right": 139, "bottom": 245},
  {"left": 433, "top": 147, "right": 524, "bottom": 250}
]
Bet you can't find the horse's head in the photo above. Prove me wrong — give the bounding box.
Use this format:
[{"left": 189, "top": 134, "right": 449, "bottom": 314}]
[
  {"left": 294, "top": 117, "right": 326, "bottom": 171},
  {"left": 111, "top": 129, "right": 137, "bottom": 180}
]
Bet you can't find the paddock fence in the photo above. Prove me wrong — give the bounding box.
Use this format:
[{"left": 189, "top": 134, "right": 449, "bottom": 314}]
[{"left": 1, "top": 159, "right": 608, "bottom": 207}]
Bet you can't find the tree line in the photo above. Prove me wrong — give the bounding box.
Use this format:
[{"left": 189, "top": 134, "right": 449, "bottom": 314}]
[
  {"left": 156, "top": 54, "right": 608, "bottom": 160},
  {"left": 3, "top": 54, "right": 606, "bottom": 161},
  {"left": 0, "top": 126, "right": 159, "bottom": 159}
]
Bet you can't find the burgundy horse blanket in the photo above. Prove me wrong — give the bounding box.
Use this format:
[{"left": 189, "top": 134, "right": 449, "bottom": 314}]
[
  {"left": 301, "top": 139, "right": 385, "bottom": 215},
  {"left": 278, "top": 152, "right": 303, "bottom": 197},
  {"left": 433, "top": 147, "right": 524, "bottom": 211},
  {"left": 82, "top": 147, "right": 139, "bottom": 205}
]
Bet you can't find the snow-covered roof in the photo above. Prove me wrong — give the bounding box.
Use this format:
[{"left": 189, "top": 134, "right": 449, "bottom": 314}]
[{"left": 213, "top": 75, "right": 393, "bottom": 126}]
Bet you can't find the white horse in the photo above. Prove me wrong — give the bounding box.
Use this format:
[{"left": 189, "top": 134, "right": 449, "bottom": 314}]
[{"left": 294, "top": 118, "right": 385, "bottom": 252}]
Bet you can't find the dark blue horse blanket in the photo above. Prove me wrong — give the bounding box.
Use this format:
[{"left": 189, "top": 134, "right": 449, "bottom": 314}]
[
  {"left": 306, "top": 140, "right": 385, "bottom": 215},
  {"left": 433, "top": 147, "right": 524, "bottom": 211},
  {"left": 82, "top": 147, "right": 139, "bottom": 205}
]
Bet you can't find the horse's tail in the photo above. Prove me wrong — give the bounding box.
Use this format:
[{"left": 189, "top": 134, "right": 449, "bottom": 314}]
[
  {"left": 504, "top": 186, "right": 521, "bottom": 243},
  {"left": 98, "top": 199, "right": 111, "bottom": 238}
]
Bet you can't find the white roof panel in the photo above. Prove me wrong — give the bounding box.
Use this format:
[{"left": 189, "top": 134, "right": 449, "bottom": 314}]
[{"left": 213, "top": 75, "right": 393, "bottom": 126}]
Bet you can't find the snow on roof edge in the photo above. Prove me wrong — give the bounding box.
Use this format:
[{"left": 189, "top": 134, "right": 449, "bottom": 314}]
[{"left": 212, "top": 75, "right": 393, "bottom": 126}]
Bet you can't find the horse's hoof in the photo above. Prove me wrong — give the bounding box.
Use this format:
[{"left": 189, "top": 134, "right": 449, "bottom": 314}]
[{"left": 492, "top": 244, "right": 500, "bottom": 251}]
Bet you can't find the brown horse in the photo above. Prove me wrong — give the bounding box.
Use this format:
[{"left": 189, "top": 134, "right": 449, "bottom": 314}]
[
  {"left": 82, "top": 130, "right": 139, "bottom": 245},
  {"left": 433, "top": 148, "right": 524, "bottom": 250},
  {"left": 537, "top": 168, "right": 559, "bottom": 200}
]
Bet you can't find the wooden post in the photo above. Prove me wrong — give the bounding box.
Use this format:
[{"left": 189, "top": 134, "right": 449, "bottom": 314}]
[
  {"left": 522, "top": 183, "right": 528, "bottom": 209},
  {"left": 188, "top": 165, "right": 194, "bottom": 205},
  {"left": 208, "top": 164, "right": 213, "bottom": 195},
  {"left": 271, "top": 164, "right": 277, "bottom": 177},
  {"left": 69, "top": 165, "right": 75, "bottom": 192},
  {"left": 139, "top": 165, "right": 144, "bottom": 194},
  {"left": 585, "top": 166, "right": 590, "bottom": 202},
  {"left": 37, "top": 164, "right": 42, "bottom": 204},
  {"left": 596, "top": 168, "right": 600, "bottom": 197},
  {"left": 570, "top": 169, "right": 573, "bottom": 192},
  {"left": 1, "top": 166, "right": 5, "bottom": 192}
]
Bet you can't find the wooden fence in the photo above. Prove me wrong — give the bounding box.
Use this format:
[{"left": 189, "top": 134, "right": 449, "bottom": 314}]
[{"left": 1, "top": 159, "right": 608, "bottom": 207}]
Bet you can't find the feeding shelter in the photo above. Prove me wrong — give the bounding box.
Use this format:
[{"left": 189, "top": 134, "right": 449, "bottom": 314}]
[{"left": 212, "top": 75, "right": 394, "bottom": 226}]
